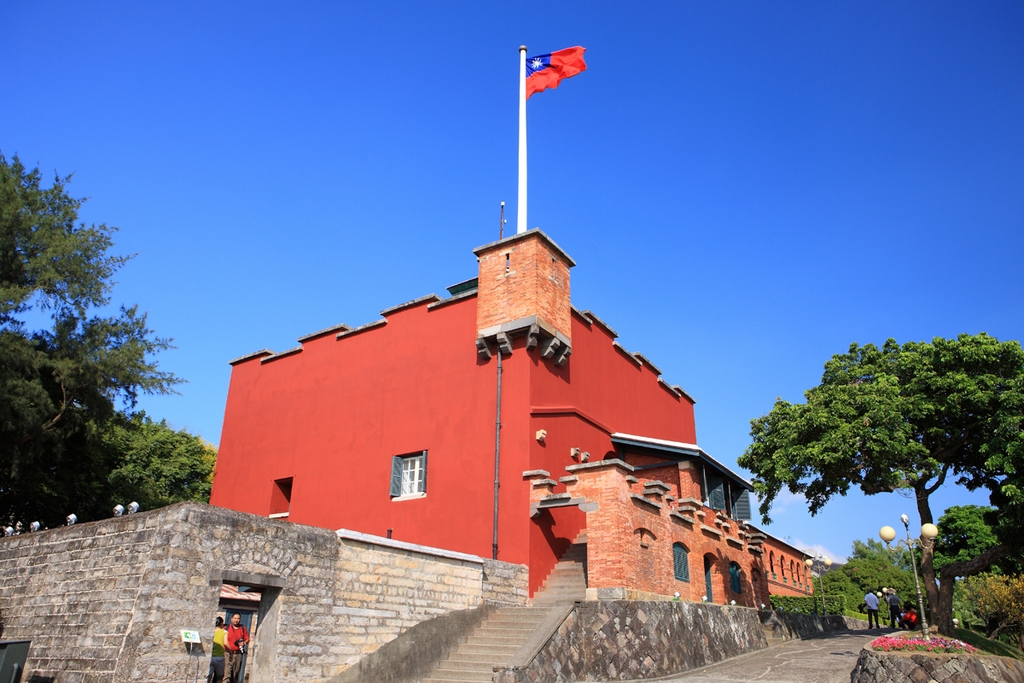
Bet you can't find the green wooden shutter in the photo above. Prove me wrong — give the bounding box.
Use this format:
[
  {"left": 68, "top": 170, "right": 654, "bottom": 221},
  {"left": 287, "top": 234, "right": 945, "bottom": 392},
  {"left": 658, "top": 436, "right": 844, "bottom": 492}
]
[
  {"left": 730, "top": 563, "right": 742, "bottom": 593},
  {"left": 708, "top": 476, "right": 726, "bottom": 510},
  {"left": 732, "top": 490, "right": 752, "bottom": 520},
  {"left": 390, "top": 456, "right": 403, "bottom": 497},
  {"left": 673, "top": 543, "right": 690, "bottom": 582},
  {"left": 420, "top": 450, "right": 428, "bottom": 493}
]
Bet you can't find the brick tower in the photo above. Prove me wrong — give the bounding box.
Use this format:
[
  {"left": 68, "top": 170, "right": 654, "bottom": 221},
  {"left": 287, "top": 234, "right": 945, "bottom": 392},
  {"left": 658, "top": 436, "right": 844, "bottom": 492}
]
[{"left": 472, "top": 229, "right": 575, "bottom": 364}]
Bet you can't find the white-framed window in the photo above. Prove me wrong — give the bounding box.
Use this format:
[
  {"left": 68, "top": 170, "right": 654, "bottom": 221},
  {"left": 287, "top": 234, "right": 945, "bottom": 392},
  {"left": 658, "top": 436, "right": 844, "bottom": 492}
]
[{"left": 390, "top": 451, "right": 427, "bottom": 499}]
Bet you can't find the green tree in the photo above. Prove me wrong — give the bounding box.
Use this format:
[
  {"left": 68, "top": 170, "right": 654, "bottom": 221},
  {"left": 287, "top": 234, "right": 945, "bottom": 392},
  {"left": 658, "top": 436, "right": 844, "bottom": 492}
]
[
  {"left": 816, "top": 544, "right": 918, "bottom": 616},
  {"left": 0, "top": 153, "right": 181, "bottom": 527},
  {"left": 850, "top": 537, "right": 914, "bottom": 572},
  {"left": 102, "top": 412, "right": 216, "bottom": 511},
  {"left": 934, "top": 505, "right": 1011, "bottom": 574},
  {"left": 737, "top": 334, "right": 1024, "bottom": 636}
]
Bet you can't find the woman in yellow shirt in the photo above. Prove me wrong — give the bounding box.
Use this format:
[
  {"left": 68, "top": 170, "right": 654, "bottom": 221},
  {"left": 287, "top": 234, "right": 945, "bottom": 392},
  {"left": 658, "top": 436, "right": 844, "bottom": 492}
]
[{"left": 207, "top": 617, "right": 227, "bottom": 683}]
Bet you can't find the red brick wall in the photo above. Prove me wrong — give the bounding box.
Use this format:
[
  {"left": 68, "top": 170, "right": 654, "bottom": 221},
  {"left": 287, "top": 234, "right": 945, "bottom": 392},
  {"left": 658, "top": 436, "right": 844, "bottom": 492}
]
[
  {"left": 561, "top": 462, "right": 770, "bottom": 606},
  {"left": 521, "top": 308, "right": 699, "bottom": 597},
  {"left": 763, "top": 540, "right": 814, "bottom": 597},
  {"left": 557, "top": 459, "right": 809, "bottom": 606},
  {"left": 476, "top": 231, "right": 572, "bottom": 340}
]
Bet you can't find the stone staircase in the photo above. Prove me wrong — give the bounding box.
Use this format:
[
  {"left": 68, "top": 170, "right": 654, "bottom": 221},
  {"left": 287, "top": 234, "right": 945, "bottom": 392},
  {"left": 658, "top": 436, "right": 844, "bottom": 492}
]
[
  {"left": 420, "top": 538, "right": 588, "bottom": 682},
  {"left": 420, "top": 606, "right": 550, "bottom": 682},
  {"left": 531, "top": 535, "right": 588, "bottom": 607}
]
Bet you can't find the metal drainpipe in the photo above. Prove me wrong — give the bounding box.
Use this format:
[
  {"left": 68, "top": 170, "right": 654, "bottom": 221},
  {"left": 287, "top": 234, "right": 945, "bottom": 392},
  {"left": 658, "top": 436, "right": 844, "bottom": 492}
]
[
  {"left": 492, "top": 345, "right": 503, "bottom": 560},
  {"left": 701, "top": 463, "right": 710, "bottom": 506}
]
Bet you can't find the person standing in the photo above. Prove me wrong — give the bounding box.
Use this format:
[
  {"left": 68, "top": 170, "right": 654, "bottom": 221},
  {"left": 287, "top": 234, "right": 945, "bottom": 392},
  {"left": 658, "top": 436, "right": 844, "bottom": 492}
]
[
  {"left": 886, "top": 590, "right": 902, "bottom": 628},
  {"left": 207, "top": 617, "right": 226, "bottom": 683},
  {"left": 863, "top": 590, "right": 880, "bottom": 629},
  {"left": 224, "top": 613, "right": 250, "bottom": 683}
]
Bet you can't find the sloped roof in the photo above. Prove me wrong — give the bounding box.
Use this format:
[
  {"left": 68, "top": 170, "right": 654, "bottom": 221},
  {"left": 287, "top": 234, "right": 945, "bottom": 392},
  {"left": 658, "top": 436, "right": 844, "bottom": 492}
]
[{"left": 610, "top": 432, "right": 753, "bottom": 491}]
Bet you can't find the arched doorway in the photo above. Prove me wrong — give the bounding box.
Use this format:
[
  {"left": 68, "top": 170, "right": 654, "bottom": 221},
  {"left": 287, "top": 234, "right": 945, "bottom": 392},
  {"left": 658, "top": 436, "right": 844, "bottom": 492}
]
[{"left": 703, "top": 555, "right": 715, "bottom": 602}]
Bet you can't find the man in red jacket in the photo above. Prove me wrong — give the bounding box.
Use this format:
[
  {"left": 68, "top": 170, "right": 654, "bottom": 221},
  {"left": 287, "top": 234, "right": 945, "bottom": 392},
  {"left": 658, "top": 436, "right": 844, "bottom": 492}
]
[{"left": 224, "top": 613, "right": 250, "bottom": 683}]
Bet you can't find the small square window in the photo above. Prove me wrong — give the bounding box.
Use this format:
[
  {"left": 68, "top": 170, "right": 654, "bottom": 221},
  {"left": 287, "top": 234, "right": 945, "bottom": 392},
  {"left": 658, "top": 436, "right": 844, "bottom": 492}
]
[
  {"left": 270, "top": 477, "right": 292, "bottom": 518},
  {"left": 390, "top": 451, "right": 427, "bottom": 498}
]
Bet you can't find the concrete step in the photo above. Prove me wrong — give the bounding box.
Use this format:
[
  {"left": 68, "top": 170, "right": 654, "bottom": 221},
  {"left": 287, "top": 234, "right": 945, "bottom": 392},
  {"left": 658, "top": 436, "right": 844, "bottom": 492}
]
[
  {"left": 434, "top": 660, "right": 495, "bottom": 673},
  {"left": 538, "top": 579, "right": 585, "bottom": 587},
  {"left": 471, "top": 626, "right": 537, "bottom": 638},
  {"left": 459, "top": 636, "right": 526, "bottom": 649},
  {"left": 465, "top": 634, "right": 534, "bottom": 646},
  {"left": 482, "top": 611, "right": 548, "bottom": 624},
  {"left": 533, "top": 592, "right": 585, "bottom": 599},
  {"left": 484, "top": 610, "right": 549, "bottom": 619},
  {"left": 547, "top": 569, "right": 585, "bottom": 578},
  {"left": 422, "top": 672, "right": 493, "bottom": 682},
  {"left": 442, "top": 652, "right": 509, "bottom": 665}
]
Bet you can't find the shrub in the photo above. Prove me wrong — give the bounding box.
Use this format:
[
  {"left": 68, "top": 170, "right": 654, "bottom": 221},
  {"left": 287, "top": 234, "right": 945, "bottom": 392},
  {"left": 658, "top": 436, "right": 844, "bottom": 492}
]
[{"left": 770, "top": 594, "right": 846, "bottom": 615}]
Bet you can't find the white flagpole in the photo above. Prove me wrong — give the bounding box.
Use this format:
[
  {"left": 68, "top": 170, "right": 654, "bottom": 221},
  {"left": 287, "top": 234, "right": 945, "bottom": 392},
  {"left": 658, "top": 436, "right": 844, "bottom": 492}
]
[{"left": 517, "top": 45, "right": 527, "bottom": 234}]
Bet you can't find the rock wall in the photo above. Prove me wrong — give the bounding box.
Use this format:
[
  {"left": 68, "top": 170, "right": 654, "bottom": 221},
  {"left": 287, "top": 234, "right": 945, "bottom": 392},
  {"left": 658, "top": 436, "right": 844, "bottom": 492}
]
[
  {"left": 760, "top": 610, "right": 868, "bottom": 640},
  {"left": 0, "top": 502, "right": 527, "bottom": 683},
  {"left": 850, "top": 648, "right": 1024, "bottom": 683},
  {"left": 495, "top": 601, "right": 769, "bottom": 682}
]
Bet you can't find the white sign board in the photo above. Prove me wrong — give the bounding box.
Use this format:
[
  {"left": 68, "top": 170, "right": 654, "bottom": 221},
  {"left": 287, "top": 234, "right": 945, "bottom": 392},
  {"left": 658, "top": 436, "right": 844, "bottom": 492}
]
[{"left": 181, "top": 630, "right": 201, "bottom": 644}]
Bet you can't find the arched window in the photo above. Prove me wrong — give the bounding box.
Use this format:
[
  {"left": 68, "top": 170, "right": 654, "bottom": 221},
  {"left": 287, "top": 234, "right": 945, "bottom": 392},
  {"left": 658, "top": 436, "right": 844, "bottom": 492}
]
[
  {"left": 769, "top": 551, "right": 776, "bottom": 578},
  {"left": 729, "top": 562, "right": 742, "bottom": 594},
  {"left": 673, "top": 543, "right": 690, "bottom": 582},
  {"left": 780, "top": 555, "right": 787, "bottom": 579},
  {"left": 789, "top": 560, "right": 795, "bottom": 582}
]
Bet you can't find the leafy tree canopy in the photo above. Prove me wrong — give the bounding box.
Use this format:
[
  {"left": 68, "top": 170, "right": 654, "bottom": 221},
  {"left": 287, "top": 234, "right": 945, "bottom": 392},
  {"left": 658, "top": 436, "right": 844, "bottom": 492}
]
[
  {"left": 0, "top": 153, "right": 183, "bottom": 526},
  {"left": 818, "top": 539, "right": 919, "bottom": 614},
  {"left": 934, "top": 505, "right": 1013, "bottom": 574},
  {"left": 738, "top": 334, "right": 1024, "bottom": 635},
  {"left": 102, "top": 412, "right": 216, "bottom": 512},
  {"left": 850, "top": 537, "right": 914, "bottom": 573}
]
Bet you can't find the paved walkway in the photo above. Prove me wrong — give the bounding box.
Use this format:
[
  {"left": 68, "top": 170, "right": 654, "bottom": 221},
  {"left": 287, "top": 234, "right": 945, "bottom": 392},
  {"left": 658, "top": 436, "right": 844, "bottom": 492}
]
[{"left": 637, "top": 629, "right": 887, "bottom": 683}]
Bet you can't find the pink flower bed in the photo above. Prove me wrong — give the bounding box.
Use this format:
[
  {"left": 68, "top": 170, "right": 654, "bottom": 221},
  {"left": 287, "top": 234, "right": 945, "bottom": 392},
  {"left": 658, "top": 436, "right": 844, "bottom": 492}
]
[{"left": 870, "top": 635, "right": 977, "bottom": 655}]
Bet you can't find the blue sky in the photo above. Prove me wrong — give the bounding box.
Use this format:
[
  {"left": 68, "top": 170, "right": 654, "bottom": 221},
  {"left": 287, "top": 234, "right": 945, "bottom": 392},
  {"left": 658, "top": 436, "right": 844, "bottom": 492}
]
[{"left": 3, "top": 2, "right": 1022, "bottom": 561}]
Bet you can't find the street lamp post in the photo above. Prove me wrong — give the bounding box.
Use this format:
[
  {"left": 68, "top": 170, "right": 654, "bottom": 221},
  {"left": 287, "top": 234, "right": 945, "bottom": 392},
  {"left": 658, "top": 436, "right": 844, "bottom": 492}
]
[
  {"left": 804, "top": 554, "right": 833, "bottom": 616},
  {"left": 879, "top": 514, "right": 939, "bottom": 640}
]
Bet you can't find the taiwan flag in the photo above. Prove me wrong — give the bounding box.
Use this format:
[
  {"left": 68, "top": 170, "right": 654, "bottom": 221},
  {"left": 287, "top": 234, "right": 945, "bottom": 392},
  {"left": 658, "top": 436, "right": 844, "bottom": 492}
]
[{"left": 525, "top": 46, "right": 587, "bottom": 99}]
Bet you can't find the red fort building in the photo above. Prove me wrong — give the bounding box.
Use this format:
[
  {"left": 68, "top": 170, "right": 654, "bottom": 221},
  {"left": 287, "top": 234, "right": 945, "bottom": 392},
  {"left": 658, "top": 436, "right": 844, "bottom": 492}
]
[{"left": 211, "top": 230, "right": 813, "bottom": 605}]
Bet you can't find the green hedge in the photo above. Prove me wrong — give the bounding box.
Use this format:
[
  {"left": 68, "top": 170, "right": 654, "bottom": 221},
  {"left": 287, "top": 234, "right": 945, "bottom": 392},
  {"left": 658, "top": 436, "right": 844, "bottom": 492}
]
[{"left": 769, "top": 594, "right": 846, "bottom": 615}]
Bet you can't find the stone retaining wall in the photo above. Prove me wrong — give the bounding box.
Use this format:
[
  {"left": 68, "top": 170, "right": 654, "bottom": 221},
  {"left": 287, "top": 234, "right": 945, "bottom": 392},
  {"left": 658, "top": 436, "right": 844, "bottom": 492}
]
[
  {"left": 0, "top": 502, "right": 527, "bottom": 683},
  {"left": 850, "top": 648, "right": 1024, "bottom": 683},
  {"left": 495, "top": 601, "right": 769, "bottom": 682},
  {"left": 760, "top": 610, "right": 868, "bottom": 640}
]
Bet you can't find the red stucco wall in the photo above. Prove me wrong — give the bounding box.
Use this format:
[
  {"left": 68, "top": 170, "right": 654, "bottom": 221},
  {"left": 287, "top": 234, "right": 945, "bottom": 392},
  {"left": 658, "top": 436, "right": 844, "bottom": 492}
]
[
  {"left": 212, "top": 291, "right": 705, "bottom": 598},
  {"left": 214, "top": 295, "right": 534, "bottom": 565}
]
